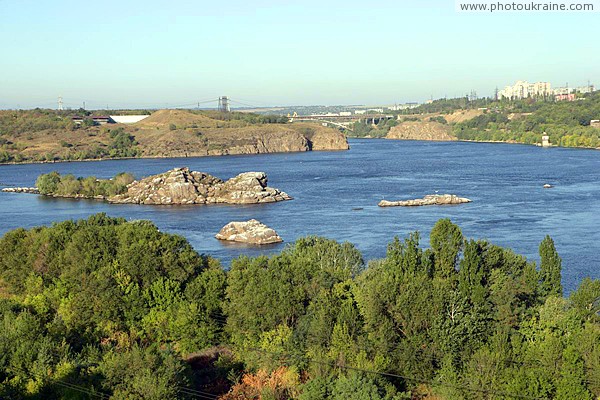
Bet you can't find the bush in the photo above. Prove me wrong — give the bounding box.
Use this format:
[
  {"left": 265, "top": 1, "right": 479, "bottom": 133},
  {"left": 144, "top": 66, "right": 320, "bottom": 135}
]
[{"left": 34, "top": 171, "right": 135, "bottom": 197}]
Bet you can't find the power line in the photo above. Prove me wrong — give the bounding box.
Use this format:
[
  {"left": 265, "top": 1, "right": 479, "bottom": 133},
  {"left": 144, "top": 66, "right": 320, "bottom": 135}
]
[
  {"left": 177, "top": 386, "right": 219, "bottom": 400},
  {"left": 211, "top": 311, "right": 600, "bottom": 387},
  {"left": 177, "top": 386, "right": 219, "bottom": 399},
  {"left": 54, "top": 380, "right": 110, "bottom": 399},
  {"left": 245, "top": 346, "right": 544, "bottom": 400},
  {"left": 228, "top": 99, "right": 259, "bottom": 108}
]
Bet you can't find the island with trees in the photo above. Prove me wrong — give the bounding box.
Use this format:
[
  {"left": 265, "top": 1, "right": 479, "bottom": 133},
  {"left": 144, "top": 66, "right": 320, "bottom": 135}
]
[
  {"left": 0, "top": 214, "right": 598, "bottom": 399},
  {"left": 31, "top": 168, "right": 292, "bottom": 205}
]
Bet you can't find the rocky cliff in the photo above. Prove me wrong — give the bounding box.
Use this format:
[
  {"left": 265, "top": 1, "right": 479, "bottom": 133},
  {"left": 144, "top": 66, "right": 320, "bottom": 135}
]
[
  {"left": 386, "top": 121, "right": 456, "bottom": 141},
  {"left": 108, "top": 167, "right": 292, "bottom": 205}
]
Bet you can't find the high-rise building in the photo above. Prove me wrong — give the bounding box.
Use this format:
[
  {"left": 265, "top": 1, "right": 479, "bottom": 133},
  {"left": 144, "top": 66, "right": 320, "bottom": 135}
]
[{"left": 498, "top": 80, "right": 552, "bottom": 100}]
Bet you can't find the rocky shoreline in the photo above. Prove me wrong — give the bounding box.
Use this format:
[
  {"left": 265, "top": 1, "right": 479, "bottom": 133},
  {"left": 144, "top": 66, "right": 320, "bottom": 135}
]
[{"left": 379, "top": 194, "right": 471, "bottom": 207}]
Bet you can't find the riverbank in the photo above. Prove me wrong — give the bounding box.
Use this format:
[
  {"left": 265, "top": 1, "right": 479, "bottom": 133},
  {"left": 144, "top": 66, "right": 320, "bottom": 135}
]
[
  {"left": 0, "top": 109, "right": 349, "bottom": 164},
  {"left": 348, "top": 135, "right": 600, "bottom": 151}
]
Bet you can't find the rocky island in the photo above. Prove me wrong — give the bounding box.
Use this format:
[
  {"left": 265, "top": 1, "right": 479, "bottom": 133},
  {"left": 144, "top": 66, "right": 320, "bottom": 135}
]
[
  {"left": 379, "top": 194, "right": 471, "bottom": 207},
  {"left": 30, "top": 168, "right": 292, "bottom": 205},
  {"left": 109, "top": 168, "right": 291, "bottom": 205},
  {"left": 216, "top": 219, "right": 283, "bottom": 245}
]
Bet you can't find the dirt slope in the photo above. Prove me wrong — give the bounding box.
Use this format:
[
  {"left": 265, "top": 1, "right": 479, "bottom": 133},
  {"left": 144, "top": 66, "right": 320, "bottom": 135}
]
[{"left": 387, "top": 121, "right": 455, "bottom": 141}]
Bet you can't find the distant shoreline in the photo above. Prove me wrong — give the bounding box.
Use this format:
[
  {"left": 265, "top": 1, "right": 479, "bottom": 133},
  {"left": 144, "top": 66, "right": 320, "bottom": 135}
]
[
  {"left": 0, "top": 148, "right": 349, "bottom": 167},
  {"left": 2, "top": 138, "right": 599, "bottom": 167},
  {"left": 350, "top": 136, "right": 600, "bottom": 151}
]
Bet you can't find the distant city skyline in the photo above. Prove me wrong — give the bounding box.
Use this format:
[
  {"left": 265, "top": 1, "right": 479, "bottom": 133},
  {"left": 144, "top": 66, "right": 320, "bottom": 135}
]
[{"left": 1, "top": 0, "right": 599, "bottom": 109}]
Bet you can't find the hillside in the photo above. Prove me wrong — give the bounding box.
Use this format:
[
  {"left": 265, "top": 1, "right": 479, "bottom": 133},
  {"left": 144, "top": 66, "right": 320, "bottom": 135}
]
[
  {"left": 0, "top": 109, "right": 348, "bottom": 163},
  {"left": 407, "top": 91, "right": 600, "bottom": 148},
  {"left": 352, "top": 92, "right": 600, "bottom": 148},
  {"left": 387, "top": 120, "right": 455, "bottom": 141}
]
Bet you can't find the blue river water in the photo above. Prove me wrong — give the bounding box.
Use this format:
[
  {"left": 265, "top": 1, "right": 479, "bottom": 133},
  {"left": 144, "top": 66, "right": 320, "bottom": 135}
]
[{"left": 0, "top": 139, "right": 599, "bottom": 293}]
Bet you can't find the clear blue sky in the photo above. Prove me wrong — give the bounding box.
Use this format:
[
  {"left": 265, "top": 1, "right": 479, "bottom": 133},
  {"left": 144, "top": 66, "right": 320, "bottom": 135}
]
[{"left": 1, "top": 0, "right": 599, "bottom": 108}]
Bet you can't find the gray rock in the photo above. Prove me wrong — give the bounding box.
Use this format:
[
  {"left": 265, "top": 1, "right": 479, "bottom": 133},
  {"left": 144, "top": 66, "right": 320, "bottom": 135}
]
[
  {"left": 379, "top": 194, "right": 471, "bottom": 207},
  {"left": 1, "top": 187, "right": 39, "bottom": 194},
  {"left": 215, "top": 219, "right": 283, "bottom": 245},
  {"left": 108, "top": 168, "right": 292, "bottom": 205}
]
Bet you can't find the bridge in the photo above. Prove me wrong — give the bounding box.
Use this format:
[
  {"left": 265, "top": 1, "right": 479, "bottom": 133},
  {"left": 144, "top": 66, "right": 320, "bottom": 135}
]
[{"left": 288, "top": 113, "right": 396, "bottom": 132}]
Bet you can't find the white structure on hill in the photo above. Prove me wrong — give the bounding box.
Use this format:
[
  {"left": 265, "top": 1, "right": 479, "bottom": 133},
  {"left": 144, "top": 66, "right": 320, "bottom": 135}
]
[
  {"left": 109, "top": 115, "right": 150, "bottom": 124},
  {"left": 498, "top": 81, "right": 552, "bottom": 100}
]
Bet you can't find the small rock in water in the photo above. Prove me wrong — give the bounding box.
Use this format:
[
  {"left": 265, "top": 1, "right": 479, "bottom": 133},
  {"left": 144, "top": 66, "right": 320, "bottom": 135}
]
[
  {"left": 378, "top": 194, "right": 471, "bottom": 207},
  {"left": 215, "top": 219, "right": 283, "bottom": 245}
]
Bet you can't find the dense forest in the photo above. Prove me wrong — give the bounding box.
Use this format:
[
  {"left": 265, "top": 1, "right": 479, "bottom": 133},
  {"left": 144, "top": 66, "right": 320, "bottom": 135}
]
[{"left": 0, "top": 214, "right": 598, "bottom": 399}]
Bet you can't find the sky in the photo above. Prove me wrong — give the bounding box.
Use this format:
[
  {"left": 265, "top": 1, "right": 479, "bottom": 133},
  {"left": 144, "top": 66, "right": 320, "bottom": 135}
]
[{"left": 1, "top": 0, "right": 599, "bottom": 108}]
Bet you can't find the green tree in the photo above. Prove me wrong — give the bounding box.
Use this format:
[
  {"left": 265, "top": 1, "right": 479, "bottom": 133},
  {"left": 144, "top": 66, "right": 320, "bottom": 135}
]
[
  {"left": 35, "top": 171, "right": 61, "bottom": 194},
  {"left": 430, "top": 219, "right": 464, "bottom": 279},
  {"left": 539, "top": 235, "right": 563, "bottom": 297},
  {"left": 100, "top": 345, "right": 189, "bottom": 400},
  {"left": 555, "top": 346, "right": 593, "bottom": 400}
]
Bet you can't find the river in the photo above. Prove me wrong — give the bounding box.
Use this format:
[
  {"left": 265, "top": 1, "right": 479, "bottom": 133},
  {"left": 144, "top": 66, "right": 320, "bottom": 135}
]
[{"left": 1, "top": 139, "right": 598, "bottom": 293}]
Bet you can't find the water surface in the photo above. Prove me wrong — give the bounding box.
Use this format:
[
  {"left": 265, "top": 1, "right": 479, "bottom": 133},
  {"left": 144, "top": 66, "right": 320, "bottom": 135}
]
[{"left": 1, "top": 139, "right": 598, "bottom": 293}]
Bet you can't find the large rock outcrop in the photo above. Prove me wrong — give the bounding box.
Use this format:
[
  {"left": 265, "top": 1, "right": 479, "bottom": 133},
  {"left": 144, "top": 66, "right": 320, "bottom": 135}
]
[
  {"left": 387, "top": 121, "right": 455, "bottom": 141},
  {"left": 108, "top": 168, "right": 292, "bottom": 205},
  {"left": 215, "top": 219, "right": 283, "bottom": 245},
  {"left": 300, "top": 125, "right": 350, "bottom": 151},
  {"left": 379, "top": 194, "right": 471, "bottom": 207}
]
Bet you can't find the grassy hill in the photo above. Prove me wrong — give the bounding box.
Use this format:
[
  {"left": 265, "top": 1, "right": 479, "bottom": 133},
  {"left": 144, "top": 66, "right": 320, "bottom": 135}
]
[{"left": 0, "top": 109, "right": 348, "bottom": 163}]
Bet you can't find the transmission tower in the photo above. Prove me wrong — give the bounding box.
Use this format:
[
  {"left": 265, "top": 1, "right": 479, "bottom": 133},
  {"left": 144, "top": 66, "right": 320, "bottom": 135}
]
[
  {"left": 218, "top": 96, "right": 230, "bottom": 112},
  {"left": 58, "top": 96, "right": 63, "bottom": 111}
]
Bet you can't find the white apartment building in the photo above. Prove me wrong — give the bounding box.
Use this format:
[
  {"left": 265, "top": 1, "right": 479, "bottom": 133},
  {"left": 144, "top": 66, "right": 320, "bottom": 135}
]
[
  {"left": 553, "top": 84, "right": 595, "bottom": 95},
  {"left": 498, "top": 80, "right": 552, "bottom": 100}
]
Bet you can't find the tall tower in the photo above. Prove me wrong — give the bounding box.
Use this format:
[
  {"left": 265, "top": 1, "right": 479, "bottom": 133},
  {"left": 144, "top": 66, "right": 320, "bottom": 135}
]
[
  {"left": 218, "top": 96, "right": 230, "bottom": 112},
  {"left": 58, "top": 96, "right": 64, "bottom": 111}
]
